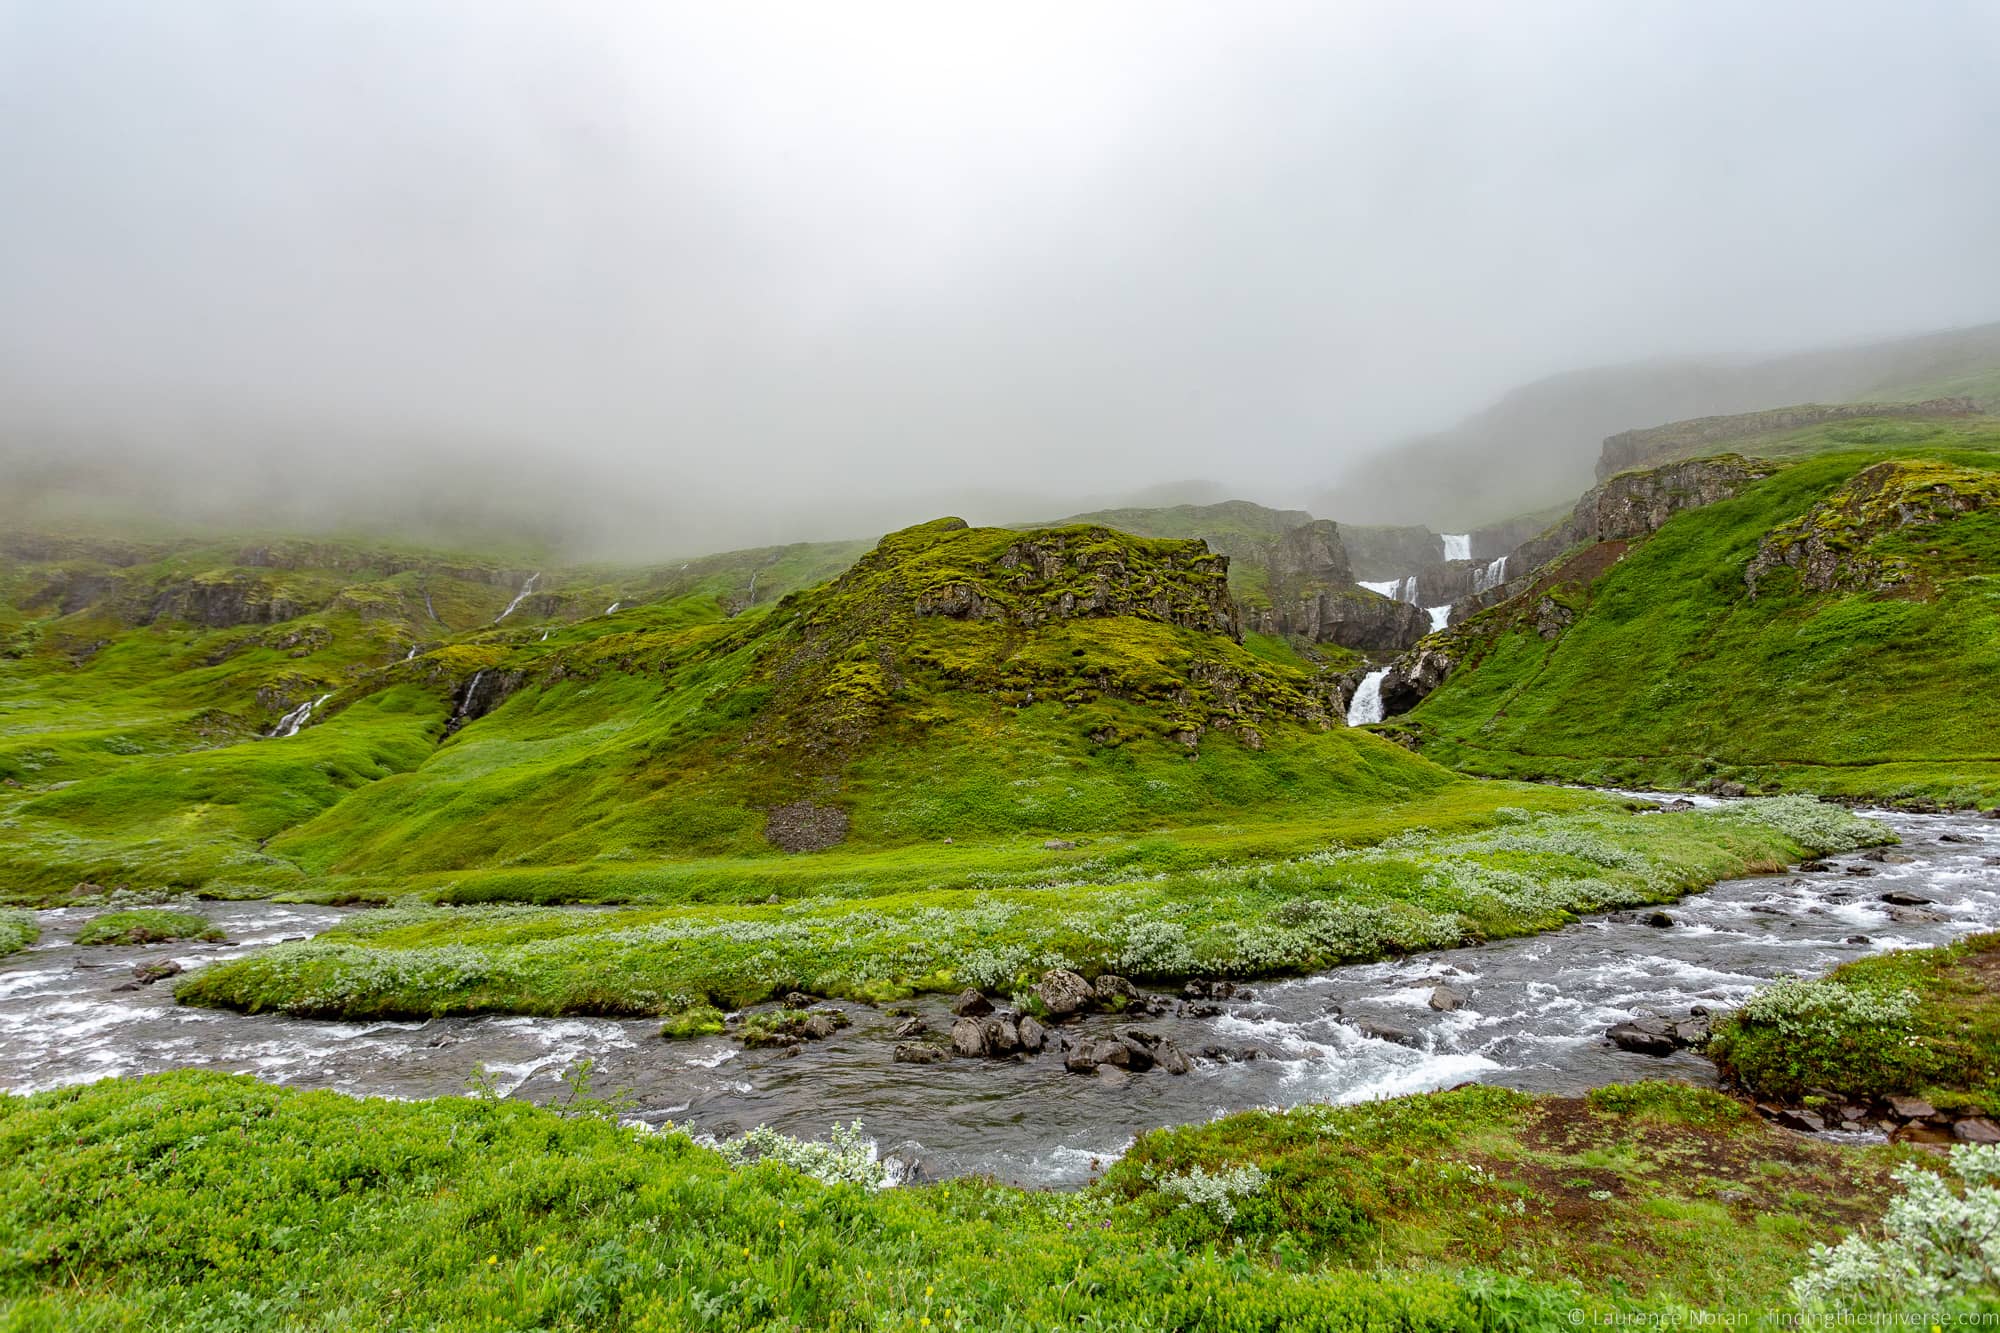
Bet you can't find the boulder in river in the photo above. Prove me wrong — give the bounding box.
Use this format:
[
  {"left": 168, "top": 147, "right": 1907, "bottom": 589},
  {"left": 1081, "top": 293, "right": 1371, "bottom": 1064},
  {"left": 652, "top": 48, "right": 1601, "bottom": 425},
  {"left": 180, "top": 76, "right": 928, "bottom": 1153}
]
[
  {"left": 1887, "top": 905, "right": 1947, "bottom": 924},
  {"left": 1038, "top": 969, "right": 1095, "bottom": 1018},
  {"left": 1606, "top": 1019, "right": 1677, "bottom": 1057},
  {"left": 1951, "top": 1118, "right": 2000, "bottom": 1144},
  {"left": 1879, "top": 890, "right": 1934, "bottom": 906},
  {"left": 1016, "top": 1015, "right": 1047, "bottom": 1053},
  {"left": 950, "top": 1018, "right": 990, "bottom": 1057},
  {"left": 892, "top": 1016, "right": 927, "bottom": 1040},
  {"left": 1428, "top": 985, "right": 1465, "bottom": 1012},
  {"left": 132, "top": 960, "right": 182, "bottom": 984},
  {"left": 1886, "top": 1095, "right": 1938, "bottom": 1120},
  {"left": 1352, "top": 1019, "right": 1418, "bottom": 1047},
  {"left": 893, "top": 1043, "right": 948, "bottom": 1065},
  {"left": 951, "top": 989, "right": 994, "bottom": 1018},
  {"left": 1093, "top": 974, "right": 1143, "bottom": 1006},
  {"left": 981, "top": 1015, "right": 1022, "bottom": 1056},
  {"left": 1642, "top": 911, "right": 1675, "bottom": 928}
]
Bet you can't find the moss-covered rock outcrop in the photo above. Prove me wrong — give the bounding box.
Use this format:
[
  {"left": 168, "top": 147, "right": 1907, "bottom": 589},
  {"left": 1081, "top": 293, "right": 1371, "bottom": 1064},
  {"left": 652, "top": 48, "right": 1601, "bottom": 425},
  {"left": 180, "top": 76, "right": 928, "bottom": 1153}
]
[{"left": 1745, "top": 458, "right": 2000, "bottom": 599}]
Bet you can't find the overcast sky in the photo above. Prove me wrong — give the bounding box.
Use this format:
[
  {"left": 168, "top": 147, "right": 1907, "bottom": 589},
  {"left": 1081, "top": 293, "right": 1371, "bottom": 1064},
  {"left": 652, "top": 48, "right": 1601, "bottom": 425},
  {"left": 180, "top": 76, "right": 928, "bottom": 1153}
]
[{"left": 2, "top": 1, "right": 1997, "bottom": 548}]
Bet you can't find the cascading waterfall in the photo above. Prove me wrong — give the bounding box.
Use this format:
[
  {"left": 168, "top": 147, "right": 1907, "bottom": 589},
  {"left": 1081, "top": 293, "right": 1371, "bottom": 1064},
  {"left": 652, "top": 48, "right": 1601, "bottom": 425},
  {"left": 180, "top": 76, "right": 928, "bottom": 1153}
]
[
  {"left": 605, "top": 601, "right": 620, "bottom": 615},
  {"left": 1398, "top": 575, "right": 1418, "bottom": 604},
  {"left": 1359, "top": 577, "right": 1421, "bottom": 606},
  {"left": 269, "top": 693, "right": 331, "bottom": 739},
  {"left": 1427, "top": 605, "right": 1451, "bottom": 633},
  {"left": 1473, "top": 555, "right": 1509, "bottom": 595},
  {"left": 1357, "top": 579, "right": 1400, "bottom": 598},
  {"left": 495, "top": 573, "right": 539, "bottom": 623},
  {"left": 1345, "top": 669, "right": 1388, "bottom": 726},
  {"left": 403, "top": 646, "right": 417, "bottom": 661},
  {"left": 1441, "top": 533, "right": 1471, "bottom": 561},
  {"left": 458, "top": 671, "right": 485, "bottom": 720}
]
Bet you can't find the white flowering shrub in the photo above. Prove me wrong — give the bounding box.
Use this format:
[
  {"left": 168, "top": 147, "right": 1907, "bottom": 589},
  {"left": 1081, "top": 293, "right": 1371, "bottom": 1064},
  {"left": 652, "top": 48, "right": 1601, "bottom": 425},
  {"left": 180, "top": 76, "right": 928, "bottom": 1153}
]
[
  {"left": 1724, "top": 795, "right": 1888, "bottom": 857},
  {"left": 1154, "top": 1164, "right": 1269, "bottom": 1225},
  {"left": 1794, "top": 1145, "right": 2000, "bottom": 1312},
  {"left": 716, "top": 1121, "right": 886, "bottom": 1188},
  {"left": 1733, "top": 976, "right": 1919, "bottom": 1034},
  {"left": 1116, "top": 920, "right": 1195, "bottom": 977}
]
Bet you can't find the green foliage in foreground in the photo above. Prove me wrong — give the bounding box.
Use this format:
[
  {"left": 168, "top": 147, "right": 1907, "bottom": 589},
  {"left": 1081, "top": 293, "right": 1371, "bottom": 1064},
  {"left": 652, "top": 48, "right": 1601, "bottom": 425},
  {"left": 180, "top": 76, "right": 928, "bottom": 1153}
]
[
  {"left": 73, "top": 909, "right": 224, "bottom": 947},
  {"left": 0, "top": 1073, "right": 1930, "bottom": 1330},
  {"left": 0, "top": 910, "right": 36, "bottom": 957},
  {"left": 1403, "top": 424, "right": 2000, "bottom": 806},
  {"left": 1709, "top": 932, "right": 2000, "bottom": 1114},
  {"left": 176, "top": 797, "right": 1885, "bottom": 1020}
]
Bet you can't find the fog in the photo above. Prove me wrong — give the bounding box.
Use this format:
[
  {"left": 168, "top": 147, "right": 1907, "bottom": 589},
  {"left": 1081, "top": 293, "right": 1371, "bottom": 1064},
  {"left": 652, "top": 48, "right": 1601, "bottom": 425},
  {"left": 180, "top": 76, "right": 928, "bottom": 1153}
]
[{"left": 3, "top": 1, "right": 1997, "bottom": 555}]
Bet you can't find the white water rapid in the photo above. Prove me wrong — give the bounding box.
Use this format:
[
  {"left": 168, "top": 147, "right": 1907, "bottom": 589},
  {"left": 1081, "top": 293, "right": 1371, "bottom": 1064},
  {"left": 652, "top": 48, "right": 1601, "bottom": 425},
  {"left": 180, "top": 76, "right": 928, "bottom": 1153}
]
[
  {"left": 1346, "top": 669, "right": 1388, "bottom": 725},
  {"left": 1474, "top": 555, "right": 1509, "bottom": 595},
  {"left": 269, "top": 693, "right": 331, "bottom": 739},
  {"left": 495, "top": 574, "right": 540, "bottom": 623},
  {"left": 1442, "top": 533, "right": 1471, "bottom": 561},
  {"left": 1427, "top": 605, "right": 1451, "bottom": 633}
]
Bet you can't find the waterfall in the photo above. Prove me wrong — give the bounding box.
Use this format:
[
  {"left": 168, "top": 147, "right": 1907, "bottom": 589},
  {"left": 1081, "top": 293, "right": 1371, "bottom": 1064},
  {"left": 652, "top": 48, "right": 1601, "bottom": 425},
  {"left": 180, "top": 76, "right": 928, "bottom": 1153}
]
[
  {"left": 1360, "top": 577, "right": 1420, "bottom": 606},
  {"left": 1474, "top": 555, "right": 1509, "bottom": 595},
  {"left": 458, "top": 671, "right": 484, "bottom": 719},
  {"left": 270, "top": 693, "right": 331, "bottom": 739},
  {"left": 1398, "top": 575, "right": 1418, "bottom": 604},
  {"left": 495, "top": 573, "right": 539, "bottom": 623},
  {"left": 1358, "top": 579, "right": 1400, "bottom": 598},
  {"left": 1346, "top": 670, "right": 1388, "bottom": 726},
  {"left": 1442, "top": 533, "right": 1471, "bottom": 561},
  {"left": 605, "top": 601, "right": 620, "bottom": 615},
  {"left": 423, "top": 589, "right": 440, "bottom": 624},
  {"left": 1427, "top": 605, "right": 1451, "bottom": 633},
  {"left": 403, "top": 646, "right": 417, "bottom": 661}
]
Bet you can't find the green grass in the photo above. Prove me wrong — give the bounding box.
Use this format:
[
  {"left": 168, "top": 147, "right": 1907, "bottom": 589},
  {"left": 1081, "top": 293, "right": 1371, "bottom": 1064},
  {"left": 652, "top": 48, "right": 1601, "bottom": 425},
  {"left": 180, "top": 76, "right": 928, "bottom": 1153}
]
[
  {"left": 1400, "top": 424, "right": 2000, "bottom": 805},
  {"left": 176, "top": 797, "right": 1884, "bottom": 1020},
  {"left": 0, "top": 1072, "right": 1931, "bottom": 1329},
  {"left": 1709, "top": 932, "right": 2000, "bottom": 1114},
  {"left": 73, "top": 909, "right": 224, "bottom": 947},
  {"left": 0, "top": 909, "right": 36, "bottom": 957}
]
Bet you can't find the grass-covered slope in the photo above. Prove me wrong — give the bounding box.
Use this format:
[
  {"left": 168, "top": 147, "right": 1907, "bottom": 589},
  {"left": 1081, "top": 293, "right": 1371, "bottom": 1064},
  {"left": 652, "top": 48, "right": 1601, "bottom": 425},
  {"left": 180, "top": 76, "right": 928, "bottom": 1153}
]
[
  {"left": 0, "top": 1073, "right": 1941, "bottom": 1328},
  {"left": 0, "top": 515, "right": 1450, "bottom": 904},
  {"left": 1398, "top": 418, "right": 2000, "bottom": 804}
]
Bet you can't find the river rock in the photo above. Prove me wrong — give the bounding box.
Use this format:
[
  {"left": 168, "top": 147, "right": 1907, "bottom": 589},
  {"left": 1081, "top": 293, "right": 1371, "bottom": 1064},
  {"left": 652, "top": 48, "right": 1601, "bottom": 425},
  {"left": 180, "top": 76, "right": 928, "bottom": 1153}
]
[
  {"left": 1710, "top": 780, "right": 1748, "bottom": 798},
  {"left": 982, "top": 1015, "right": 1022, "bottom": 1055},
  {"left": 1879, "top": 890, "right": 1934, "bottom": 906},
  {"left": 1843, "top": 864, "right": 1877, "bottom": 877},
  {"left": 781, "top": 991, "right": 815, "bottom": 1009},
  {"left": 950, "top": 1018, "right": 990, "bottom": 1057},
  {"left": 1661, "top": 798, "right": 1696, "bottom": 812},
  {"left": 133, "top": 960, "right": 182, "bottom": 984},
  {"left": 1642, "top": 911, "right": 1675, "bottom": 929},
  {"left": 894, "top": 1043, "right": 948, "bottom": 1065},
  {"left": 892, "top": 1016, "right": 928, "bottom": 1040},
  {"left": 951, "top": 989, "right": 994, "bottom": 1018},
  {"left": 1178, "top": 1000, "right": 1223, "bottom": 1018},
  {"left": 1671, "top": 1017, "right": 1711, "bottom": 1048},
  {"left": 1886, "top": 1095, "right": 1937, "bottom": 1120},
  {"left": 1093, "top": 974, "right": 1143, "bottom": 1005},
  {"left": 1797, "top": 860, "right": 1832, "bottom": 872},
  {"left": 1887, "top": 905, "right": 1947, "bottom": 924},
  {"left": 1938, "top": 833, "right": 1976, "bottom": 844},
  {"left": 1607, "top": 1019, "right": 1677, "bottom": 1057},
  {"left": 1844, "top": 935, "right": 1871, "bottom": 945},
  {"left": 1429, "top": 985, "right": 1465, "bottom": 1012},
  {"left": 801, "top": 1014, "right": 840, "bottom": 1041},
  {"left": 1775, "top": 1107, "right": 1826, "bottom": 1133},
  {"left": 1892, "top": 1121, "right": 1954, "bottom": 1145},
  {"left": 1095, "top": 1066, "right": 1130, "bottom": 1090},
  {"left": 1353, "top": 1019, "right": 1418, "bottom": 1047},
  {"left": 1016, "top": 1015, "right": 1047, "bottom": 1053},
  {"left": 1952, "top": 1118, "right": 2000, "bottom": 1144},
  {"left": 1037, "top": 969, "right": 1095, "bottom": 1018}
]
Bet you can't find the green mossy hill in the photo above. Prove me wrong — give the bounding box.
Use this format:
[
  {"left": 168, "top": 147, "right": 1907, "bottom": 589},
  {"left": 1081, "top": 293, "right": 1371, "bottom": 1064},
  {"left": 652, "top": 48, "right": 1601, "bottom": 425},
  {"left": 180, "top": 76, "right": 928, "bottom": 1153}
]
[
  {"left": 0, "top": 1072, "right": 1932, "bottom": 1328},
  {"left": 1394, "top": 418, "right": 2000, "bottom": 805},
  {"left": 1709, "top": 933, "right": 2000, "bottom": 1114},
  {"left": 1, "top": 513, "right": 1442, "bottom": 898}
]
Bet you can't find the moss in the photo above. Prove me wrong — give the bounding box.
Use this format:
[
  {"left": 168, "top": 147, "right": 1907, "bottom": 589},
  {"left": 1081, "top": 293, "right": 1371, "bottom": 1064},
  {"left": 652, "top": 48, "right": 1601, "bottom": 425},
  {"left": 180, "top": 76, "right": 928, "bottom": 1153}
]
[{"left": 75, "top": 908, "right": 224, "bottom": 946}]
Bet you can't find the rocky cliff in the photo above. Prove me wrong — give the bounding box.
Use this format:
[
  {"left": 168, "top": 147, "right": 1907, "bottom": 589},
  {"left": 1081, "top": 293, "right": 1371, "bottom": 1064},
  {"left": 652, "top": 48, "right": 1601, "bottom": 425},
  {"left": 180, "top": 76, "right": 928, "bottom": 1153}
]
[
  {"left": 1595, "top": 399, "right": 1978, "bottom": 480},
  {"left": 1745, "top": 459, "right": 2000, "bottom": 600}
]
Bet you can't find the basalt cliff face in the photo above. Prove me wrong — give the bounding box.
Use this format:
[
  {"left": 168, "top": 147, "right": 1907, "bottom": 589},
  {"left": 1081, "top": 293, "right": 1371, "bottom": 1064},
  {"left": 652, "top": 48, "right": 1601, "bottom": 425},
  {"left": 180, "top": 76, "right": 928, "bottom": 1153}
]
[
  {"left": 1256, "top": 520, "right": 1430, "bottom": 652},
  {"left": 1595, "top": 399, "right": 1978, "bottom": 480}
]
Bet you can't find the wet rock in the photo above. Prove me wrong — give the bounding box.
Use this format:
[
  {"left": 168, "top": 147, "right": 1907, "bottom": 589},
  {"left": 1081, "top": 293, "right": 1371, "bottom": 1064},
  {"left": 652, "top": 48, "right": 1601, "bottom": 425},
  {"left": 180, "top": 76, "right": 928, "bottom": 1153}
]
[
  {"left": 1178, "top": 1000, "right": 1223, "bottom": 1018},
  {"left": 1661, "top": 798, "right": 1696, "bottom": 812},
  {"left": 1844, "top": 935, "right": 1871, "bottom": 945},
  {"left": 1938, "top": 833, "right": 1977, "bottom": 844},
  {"left": 950, "top": 1018, "right": 990, "bottom": 1057},
  {"left": 951, "top": 989, "right": 994, "bottom": 1018},
  {"left": 1606, "top": 1019, "right": 1677, "bottom": 1057},
  {"left": 1774, "top": 1107, "right": 1825, "bottom": 1133},
  {"left": 893, "top": 1043, "right": 948, "bottom": 1065},
  {"left": 1893, "top": 1121, "right": 1955, "bottom": 1145},
  {"left": 1095, "top": 1066, "right": 1130, "bottom": 1090},
  {"left": 1860, "top": 847, "right": 1914, "bottom": 864},
  {"left": 781, "top": 991, "right": 814, "bottom": 1009},
  {"left": 1016, "top": 1015, "right": 1047, "bottom": 1053},
  {"left": 892, "top": 1016, "right": 928, "bottom": 1040},
  {"left": 1043, "top": 838, "right": 1078, "bottom": 851},
  {"left": 1353, "top": 1019, "right": 1418, "bottom": 1047},
  {"left": 1156, "top": 1041, "right": 1192, "bottom": 1076},
  {"left": 881, "top": 1141, "right": 927, "bottom": 1183},
  {"left": 800, "top": 1014, "right": 839, "bottom": 1041},
  {"left": 1797, "top": 860, "right": 1832, "bottom": 873},
  {"left": 1879, "top": 890, "right": 1934, "bottom": 906},
  {"left": 1747, "top": 903, "right": 1786, "bottom": 915},
  {"left": 1887, "top": 905, "right": 1947, "bottom": 924},
  {"left": 132, "top": 960, "right": 182, "bottom": 984},
  {"left": 1886, "top": 1095, "right": 1938, "bottom": 1120},
  {"left": 1642, "top": 911, "right": 1675, "bottom": 929},
  {"left": 1037, "top": 969, "right": 1095, "bottom": 1018},
  {"left": 982, "top": 1015, "right": 1022, "bottom": 1055},
  {"left": 1951, "top": 1118, "right": 2000, "bottom": 1144},
  {"left": 1842, "top": 864, "right": 1877, "bottom": 877},
  {"left": 1198, "top": 1043, "right": 1265, "bottom": 1063},
  {"left": 1671, "top": 1017, "right": 1711, "bottom": 1048},
  {"left": 1711, "top": 780, "right": 1748, "bottom": 798},
  {"left": 1092, "top": 974, "right": 1143, "bottom": 1006},
  {"left": 1428, "top": 985, "right": 1465, "bottom": 1012}
]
